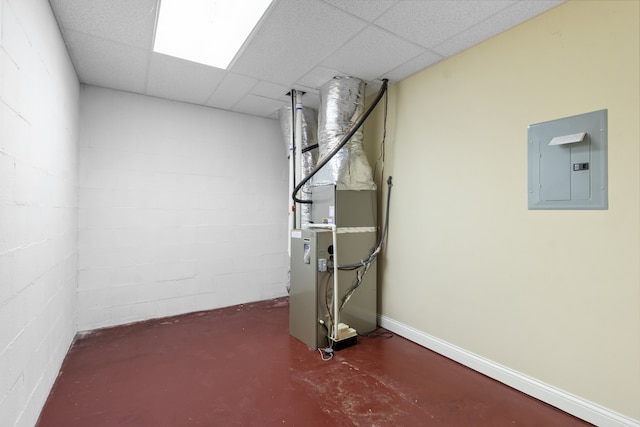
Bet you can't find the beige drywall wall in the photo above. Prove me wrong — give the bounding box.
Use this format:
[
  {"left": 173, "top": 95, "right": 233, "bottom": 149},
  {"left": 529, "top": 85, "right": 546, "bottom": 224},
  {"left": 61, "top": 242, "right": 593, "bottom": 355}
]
[{"left": 366, "top": 0, "right": 639, "bottom": 420}]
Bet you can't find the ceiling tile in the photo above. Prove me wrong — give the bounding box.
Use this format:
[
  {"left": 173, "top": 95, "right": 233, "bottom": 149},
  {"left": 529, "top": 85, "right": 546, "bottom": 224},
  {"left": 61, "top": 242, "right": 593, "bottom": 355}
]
[
  {"left": 381, "top": 50, "right": 444, "bottom": 83},
  {"left": 145, "top": 54, "right": 227, "bottom": 105},
  {"left": 62, "top": 29, "right": 149, "bottom": 93},
  {"left": 232, "top": 94, "right": 284, "bottom": 118},
  {"left": 250, "top": 81, "right": 290, "bottom": 102},
  {"left": 298, "top": 66, "right": 345, "bottom": 91},
  {"left": 49, "top": 0, "right": 158, "bottom": 49},
  {"left": 322, "top": 0, "right": 396, "bottom": 23},
  {"left": 433, "top": 1, "right": 564, "bottom": 56},
  {"left": 375, "top": 1, "right": 517, "bottom": 49},
  {"left": 230, "top": 0, "right": 367, "bottom": 85},
  {"left": 206, "top": 73, "right": 258, "bottom": 111},
  {"left": 48, "top": 0, "right": 565, "bottom": 119},
  {"left": 322, "top": 26, "right": 424, "bottom": 82}
]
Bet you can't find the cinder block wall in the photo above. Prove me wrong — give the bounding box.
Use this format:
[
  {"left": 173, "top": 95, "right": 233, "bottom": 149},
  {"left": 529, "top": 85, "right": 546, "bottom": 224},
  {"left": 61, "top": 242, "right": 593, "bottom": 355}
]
[
  {"left": 78, "top": 86, "right": 289, "bottom": 330},
  {"left": 0, "top": 1, "right": 80, "bottom": 425}
]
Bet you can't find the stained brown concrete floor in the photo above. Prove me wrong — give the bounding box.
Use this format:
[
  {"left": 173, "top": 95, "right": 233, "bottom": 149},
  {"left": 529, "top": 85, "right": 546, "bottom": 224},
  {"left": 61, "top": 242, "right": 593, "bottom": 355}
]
[{"left": 36, "top": 298, "right": 592, "bottom": 427}]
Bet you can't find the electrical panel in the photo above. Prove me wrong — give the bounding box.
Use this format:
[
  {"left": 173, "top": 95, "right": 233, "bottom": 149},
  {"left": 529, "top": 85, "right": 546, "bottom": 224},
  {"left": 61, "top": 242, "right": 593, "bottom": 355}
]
[{"left": 528, "top": 109, "right": 608, "bottom": 210}]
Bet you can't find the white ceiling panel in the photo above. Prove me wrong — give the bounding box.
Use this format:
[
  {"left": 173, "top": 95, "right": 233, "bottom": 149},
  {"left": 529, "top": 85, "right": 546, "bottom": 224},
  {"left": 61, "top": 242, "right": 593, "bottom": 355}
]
[
  {"left": 50, "top": 0, "right": 158, "bottom": 49},
  {"left": 322, "top": 26, "right": 425, "bottom": 82},
  {"left": 62, "top": 29, "right": 149, "bottom": 93},
  {"left": 375, "top": 1, "right": 517, "bottom": 49},
  {"left": 321, "top": 0, "right": 396, "bottom": 23},
  {"left": 48, "top": 0, "right": 564, "bottom": 118},
  {"left": 145, "top": 53, "right": 226, "bottom": 105},
  {"left": 230, "top": 0, "right": 367, "bottom": 85},
  {"left": 381, "top": 50, "right": 444, "bottom": 83},
  {"left": 206, "top": 73, "right": 258, "bottom": 111},
  {"left": 232, "top": 94, "right": 285, "bottom": 118},
  {"left": 297, "top": 66, "right": 345, "bottom": 91},
  {"left": 433, "top": 0, "right": 565, "bottom": 56},
  {"left": 250, "top": 81, "right": 290, "bottom": 102}
]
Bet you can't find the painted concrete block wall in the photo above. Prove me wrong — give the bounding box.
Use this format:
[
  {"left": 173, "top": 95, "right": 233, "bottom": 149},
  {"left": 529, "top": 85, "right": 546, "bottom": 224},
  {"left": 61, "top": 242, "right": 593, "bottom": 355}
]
[
  {"left": 365, "top": 0, "right": 639, "bottom": 423},
  {"left": 78, "top": 86, "right": 289, "bottom": 331},
  {"left": 0, "top": 0, "right": 79, "bottom": 426}
]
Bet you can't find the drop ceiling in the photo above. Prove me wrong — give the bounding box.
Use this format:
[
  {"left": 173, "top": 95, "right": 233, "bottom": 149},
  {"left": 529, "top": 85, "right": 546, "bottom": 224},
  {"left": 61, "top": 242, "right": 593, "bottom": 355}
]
[{"left": 48, "top": 0, "right": 563, "bottom": 119}]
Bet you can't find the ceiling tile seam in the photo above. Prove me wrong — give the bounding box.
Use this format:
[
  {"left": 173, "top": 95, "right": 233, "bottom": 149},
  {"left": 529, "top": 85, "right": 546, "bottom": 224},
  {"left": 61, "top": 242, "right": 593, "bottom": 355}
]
[
  {"left": 311, "top": 20, "right": 442, "bottom": 86},
  {"left": 369, "top": 22, "right": 446, "bottom": 55},
  {"left": 261, "top": 2, "right": 383, "bottom": 88},
  {"left": 61, "top": 27, "right": 152, "bottom": 59},
  {"left": 375, "top": 49, "right": 445, "bottom": 83},
  {"left": 225, "top": 84, "right": 266, "bottom": 112},
  {"left": 247, "top": 93, "right": 287, "bottom": 103},
  {"left": 141, "top": 90, "right": 226, "bottom": 113},
  {"left": 58, "top": 26, "right": 149, "bottom": 52},
  {"left": 366, "top": 20, "right": 455, "bottom": 54},
  {"left": 428, "top": 2, "right": 529, "bottom": 54},
  {"left": 291, "top": 24, "right": 377, "bottom": 89},
  {"left": 313, "top": 18, "right": 442, "bottom": 77},
  {"left": 247, "top": 76, "right": 315, "bottom": 100},
  {"left": 149, "top": 0, "right": 162, "bottom": 51},
  {"left": 290, "top": 84, "right": 319, "bottom": 95},
  {"left": 142, "top": 52, "right": 155, "bottom": 96},
  {"left": 203, "top": 75, "right": 262, "bottom": 107},
  {"left": 320, "top": 0, "right": 396, "bottom": 25},
  {"left": 202, "top": 76, "right": 230, "bottom": 106},
  {"left": 224, "top": 0, "right": 282, "bottom": 72}
]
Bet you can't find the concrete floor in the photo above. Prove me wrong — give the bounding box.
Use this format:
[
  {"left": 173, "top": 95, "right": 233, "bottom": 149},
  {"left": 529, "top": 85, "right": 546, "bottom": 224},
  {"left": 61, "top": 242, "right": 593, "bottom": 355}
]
[{"left": 36, "top": 298, "right": 592, "bottom": 426}]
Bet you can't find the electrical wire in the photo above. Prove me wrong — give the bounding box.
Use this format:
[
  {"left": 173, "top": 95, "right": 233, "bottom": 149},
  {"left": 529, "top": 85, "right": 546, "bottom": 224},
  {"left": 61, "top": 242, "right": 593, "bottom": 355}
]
[
  {"left": 318, "top": 348, "right": 334, "bottom": 361},
  {"left": 323, "top": 269, "right": 334, "bottom": 339},
  {"left": 338, "top": 176, "right": 393, "bottom": 311},
  {"left": 372, "top": 88, "right": 388, "bottom": 186},
  {"left": 292, "top": 79, "right": 389, "bottom": 205},
  {"left": 360, "top": 329, "right": 394, "bottom": 339}
]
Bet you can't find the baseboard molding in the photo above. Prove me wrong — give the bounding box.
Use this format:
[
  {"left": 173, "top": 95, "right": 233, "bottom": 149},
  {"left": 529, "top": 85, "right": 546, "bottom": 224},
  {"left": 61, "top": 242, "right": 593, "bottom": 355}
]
[{"left": 378, "top": 315, "right": 639, "bottom": 427}]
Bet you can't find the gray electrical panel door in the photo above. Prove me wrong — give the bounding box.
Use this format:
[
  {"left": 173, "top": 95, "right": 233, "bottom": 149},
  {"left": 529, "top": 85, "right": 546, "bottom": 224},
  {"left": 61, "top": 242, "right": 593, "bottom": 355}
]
[{"left": 528, "top": 109, "right": 608, "bottom": 210}]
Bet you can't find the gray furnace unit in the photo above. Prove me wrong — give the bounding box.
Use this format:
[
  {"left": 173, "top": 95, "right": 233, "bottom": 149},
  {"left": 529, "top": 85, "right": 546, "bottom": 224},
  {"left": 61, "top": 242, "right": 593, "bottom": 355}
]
[{"left": 289, "top": 185, "right": 377, "bottom": 349}]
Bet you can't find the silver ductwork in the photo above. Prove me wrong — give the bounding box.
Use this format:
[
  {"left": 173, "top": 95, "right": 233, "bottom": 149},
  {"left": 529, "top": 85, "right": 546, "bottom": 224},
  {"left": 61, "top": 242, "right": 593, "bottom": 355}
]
[
  {"left": 312, "top": 76, "right": 376, "bottom": 191},
  {"left": 279, "top": 105, "right": 318, "bottom": 226}
]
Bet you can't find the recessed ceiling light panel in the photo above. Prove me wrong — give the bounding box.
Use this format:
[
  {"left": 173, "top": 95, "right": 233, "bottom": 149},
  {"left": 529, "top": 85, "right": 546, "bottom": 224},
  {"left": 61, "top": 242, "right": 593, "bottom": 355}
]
[{"left": 153, "top": 0, "right": 273, "bottom": 69}]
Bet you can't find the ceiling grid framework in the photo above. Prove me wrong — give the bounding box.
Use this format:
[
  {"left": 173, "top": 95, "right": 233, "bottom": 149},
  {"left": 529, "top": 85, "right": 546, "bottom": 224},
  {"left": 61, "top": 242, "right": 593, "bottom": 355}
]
[{"left": 48, "top": 0, "right": 564, "bottom": 119}]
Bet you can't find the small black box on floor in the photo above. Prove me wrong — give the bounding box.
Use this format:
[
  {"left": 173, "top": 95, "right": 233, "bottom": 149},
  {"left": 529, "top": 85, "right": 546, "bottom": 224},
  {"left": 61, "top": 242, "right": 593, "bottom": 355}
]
[{"left": 331, "top": 335, "right": 357, "bottom": 351}]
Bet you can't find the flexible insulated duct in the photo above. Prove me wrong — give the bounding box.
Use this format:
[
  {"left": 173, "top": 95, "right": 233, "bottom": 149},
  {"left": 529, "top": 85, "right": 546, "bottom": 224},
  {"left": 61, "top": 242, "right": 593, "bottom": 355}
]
[
  {"left": 279, "top": 105, "right": 318, "bottom": 226},
  {"left": 313, "top": 76, "right": 376, "bottom": 190}
]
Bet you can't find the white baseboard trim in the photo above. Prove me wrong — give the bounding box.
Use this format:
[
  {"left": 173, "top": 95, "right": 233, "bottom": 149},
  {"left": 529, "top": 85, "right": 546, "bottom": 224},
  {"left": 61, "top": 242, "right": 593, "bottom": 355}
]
[{"left": 378, "top": 314, "right": 639, "bottom": 427}]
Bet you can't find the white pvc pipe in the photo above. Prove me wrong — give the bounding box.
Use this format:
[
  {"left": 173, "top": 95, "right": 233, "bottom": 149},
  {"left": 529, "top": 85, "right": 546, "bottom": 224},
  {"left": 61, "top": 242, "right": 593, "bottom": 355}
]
[
  {"left": 287, "top": 95, "right": 295, "bottom": 256},
  {"left": 331, "top": 224, "right": 338, "bottom": 342},
  {"left": 294, "top": 91, "right": 303, "bottom": 229}
]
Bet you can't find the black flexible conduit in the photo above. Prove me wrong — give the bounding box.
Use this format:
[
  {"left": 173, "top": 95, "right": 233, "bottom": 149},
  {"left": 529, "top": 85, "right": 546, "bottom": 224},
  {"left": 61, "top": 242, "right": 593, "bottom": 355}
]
[
  {"left": 291, "top": 78, "right": 389, "bottom": 204},
  {"left": 301, "top": 144, "right": 319, "bottom": 154}
]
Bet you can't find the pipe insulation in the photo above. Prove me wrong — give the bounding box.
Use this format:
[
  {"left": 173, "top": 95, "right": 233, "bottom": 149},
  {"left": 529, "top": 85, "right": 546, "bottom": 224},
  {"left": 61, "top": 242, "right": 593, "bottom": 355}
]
[
  {"left": 279, "top": 104, "right": 318, "bottom": 227},
  {"left": 313, "top": 76, "right": 376, "bottom": 191}
]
